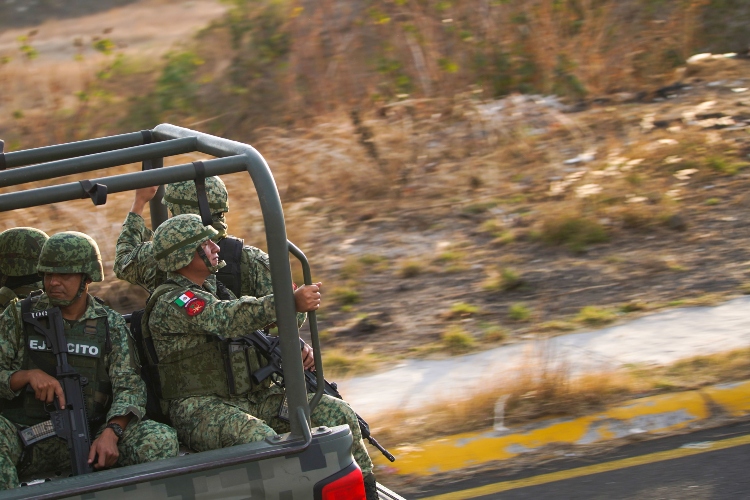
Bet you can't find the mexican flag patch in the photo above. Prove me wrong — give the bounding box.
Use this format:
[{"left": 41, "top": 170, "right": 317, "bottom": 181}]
[
  {"left": 174, "top": 290, "right": 206, "bottom": 316},
  {"left": 174, "top": 291, "right": 195, "bottom": 307}
]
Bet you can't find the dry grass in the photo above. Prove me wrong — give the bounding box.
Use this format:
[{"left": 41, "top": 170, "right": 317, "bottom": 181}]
[{"left": 369, "top": 344, "right": 750, "bottom": 449}]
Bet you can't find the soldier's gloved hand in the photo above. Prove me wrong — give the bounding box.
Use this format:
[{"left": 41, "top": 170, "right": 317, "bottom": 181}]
[
  {"left": 300, "top": 341, "right": 315, "bottom": 370},
  {"left": 25, "top": 369, "right": 66, "bottom": 408},
  {"left": 294, "top": 282, "right": 322, "bottom": 313}
]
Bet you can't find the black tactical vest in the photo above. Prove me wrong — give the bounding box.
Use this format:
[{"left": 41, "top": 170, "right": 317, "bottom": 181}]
[{"left": 18, "top": 297, "right": 112, "bottom": 427}]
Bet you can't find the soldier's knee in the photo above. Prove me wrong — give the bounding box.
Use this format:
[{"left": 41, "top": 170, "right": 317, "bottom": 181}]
[
  {"left": 0, "top": 417, "right": 22, "bottom": 464},
  {"left": 150, "top": 423, "right": 179, "bottom": 459},
  {"left": 0, "top": 452, "right": 20, "bottom": 490},
  {"left": 234, "top": 417, "right": 276, "bottom": 445},
  {"left": 125, "top": 420, "right": 180, "bottom": 463}
]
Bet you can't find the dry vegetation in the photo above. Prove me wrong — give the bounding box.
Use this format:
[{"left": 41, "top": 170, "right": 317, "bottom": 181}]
[
  {"left": 369, "top": 344, "right": 750, "bottom": 452},
  {"left": 2, "top": 0, "right": 750, "bottom": 440}
]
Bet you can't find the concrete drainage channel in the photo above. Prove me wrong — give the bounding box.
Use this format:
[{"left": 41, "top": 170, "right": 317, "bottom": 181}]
[{"left": 375, "top": 380, "right": 750, "bottom": 477}]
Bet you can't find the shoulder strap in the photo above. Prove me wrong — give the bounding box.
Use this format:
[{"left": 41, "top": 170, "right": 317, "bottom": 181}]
[
  {"left": 21, "top": 297, "right": 57, "bottom": 376},
  {"left": 140, "top": 280, "right": 183, "bottom": 366},
  {"left": 217, "top": 236, "right": 244, "bottom": 297}
]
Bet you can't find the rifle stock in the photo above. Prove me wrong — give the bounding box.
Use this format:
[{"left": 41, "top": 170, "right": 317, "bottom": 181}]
[
  {"left": 22, "top": 307, "right": 93, "bottom": 476},
  {"left": 244, "top": 330, "right": 396, "bottom": 462}
]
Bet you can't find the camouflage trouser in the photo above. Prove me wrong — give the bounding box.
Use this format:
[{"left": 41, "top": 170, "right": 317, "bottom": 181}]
[
  {"left": 168, "top": 386, "right": 373, "bottom": 475},
  {"left": 0, "top": 415, "right": 178, "bottom": 491}
]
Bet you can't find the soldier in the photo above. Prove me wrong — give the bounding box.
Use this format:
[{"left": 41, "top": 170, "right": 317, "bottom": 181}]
[
  {"left": 145, "top": 214, "right": 378, "bottom": 500},
  {"left": 0, "top": 227, "right": 49, "bottom": 309},
  {"left": 0, "top": 231, "right": 179, "bottom": 490},
  {"left": 114, "top": 178, "right": 295, "bottom": 309}
]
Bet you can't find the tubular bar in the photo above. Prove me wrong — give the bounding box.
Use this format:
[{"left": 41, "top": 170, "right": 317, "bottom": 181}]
[
  {"left": 1, "top": 131, "right": 152, "bottom": 170},
  {"left": 288, "top": 240, "right": 325, "bottom": 411},
  {"left": 153, "top": 124, "right": 311, "bottom": 436},
  {"left": 0, "top": 123, "right": 311, "bottom": 439},
  {"left": 0, "top": 137, "right": 196, "bottom": 188}
]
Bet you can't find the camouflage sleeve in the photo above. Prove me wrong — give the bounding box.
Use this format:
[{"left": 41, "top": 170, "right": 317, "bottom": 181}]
[
  {"left": 240, "top": 246, "right": 306, "bottom": 328},
  {"left": 114, "top": 212, "right": 157, "bottom": 290},
  {"left": 104, "top": 310, "right": 146, "bottom": 423},
  {"left": 0, "top": 302, "right": 23, "bottom": 400},
  {"left": 150, "top": 286, "right": 277, "bottom": 341}
]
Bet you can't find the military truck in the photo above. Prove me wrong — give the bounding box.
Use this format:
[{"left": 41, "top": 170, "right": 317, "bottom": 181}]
[{"left": 0, "top": 125, "right": 404, "bottom": 500}]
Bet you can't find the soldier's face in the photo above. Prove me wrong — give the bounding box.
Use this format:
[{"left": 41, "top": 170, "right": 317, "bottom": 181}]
[
  {"left": 200, "top": 240, "right": 220, "bottom": 267},
  {"left": 44, "top": 273, "right": 85, "bottom": 302}
]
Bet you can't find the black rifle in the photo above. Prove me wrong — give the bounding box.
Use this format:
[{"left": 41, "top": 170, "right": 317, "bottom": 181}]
[
  {"left": 22, "top": 307, "right": 93, "bottom": 476},
  {"left": 246, "top": 330, "right": 396, "bottom": 462}
]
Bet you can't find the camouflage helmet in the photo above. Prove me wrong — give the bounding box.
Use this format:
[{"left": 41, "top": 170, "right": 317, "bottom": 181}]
[
  {"left": 153, "top": 214, "right": 219, "bottom": 272},
  {"left": 37, "top": 231, "right": 103, "bottom": 282},
  {"left": 0, "top": 227, "right": 49, "bottom": 276},
  {"left": 162, "top": 176, "right": 229, "bottom": 216}
]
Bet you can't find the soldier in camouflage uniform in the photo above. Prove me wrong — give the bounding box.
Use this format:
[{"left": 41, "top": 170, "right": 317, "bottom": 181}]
[
  {"left": 0, "top": 227, "right": 49, "bottom": 309},
  {"left": 145, "top": 214, "right": 377, "bottom": 499},
  {"left": 114, "top": 178, "right": 300, "bottom": 311},
  {"left": 0, "top": 232, "right": 178, "bottom": 490}
]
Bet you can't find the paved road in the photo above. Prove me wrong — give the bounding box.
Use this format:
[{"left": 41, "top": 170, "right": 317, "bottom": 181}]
[{"left": 410, "top": 421, "right": 750, "bottom": 499}]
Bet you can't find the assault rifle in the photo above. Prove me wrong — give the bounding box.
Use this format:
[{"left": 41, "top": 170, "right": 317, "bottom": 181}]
[
  {"left": 21, "top": 307, "right": 93, "bottom": 476},
  {"left": 246, "top": 330, "right": 396, "bottom": 462}
]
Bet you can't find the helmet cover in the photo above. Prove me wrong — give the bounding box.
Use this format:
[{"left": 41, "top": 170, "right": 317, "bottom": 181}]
[
  {"left": 0, "top": 227, "right": 49, "bottom": 276},
  {"left": 153, "top": 214, "right": 219, "bottom": 272},
  {"left": 37, "top": 231, "right": 103, "bottom": 282}
]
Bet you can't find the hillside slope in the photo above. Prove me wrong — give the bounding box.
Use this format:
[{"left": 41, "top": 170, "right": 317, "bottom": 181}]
[{"left": 1, "top": 2, "right": 750, "bottom": 376}]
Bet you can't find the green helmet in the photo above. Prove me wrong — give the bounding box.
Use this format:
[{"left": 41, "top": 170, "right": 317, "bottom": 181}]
[
  {"left": 37, "top": 231, "right": 103, "bottom": 282},
  {"left": 0, "top": 227, "right": 49, "bottom": 277},
  {"left": 153, "top": 214, "right": 219, "bottom": 272},
  {"left": 162, "top": 176, "right": 229, "bottom": 216}
]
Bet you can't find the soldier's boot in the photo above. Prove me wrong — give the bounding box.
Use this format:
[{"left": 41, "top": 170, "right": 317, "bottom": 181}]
[{"left": 364, "top": 473, "right": 378, "bottom": 500}]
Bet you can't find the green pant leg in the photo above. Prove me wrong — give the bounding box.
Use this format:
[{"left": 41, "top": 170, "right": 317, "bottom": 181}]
[
  {"left": 168, "top": 396, "right": 276, "bottom": 452},
  {"left": 255, "top": 393, "right": 374, "bottom": 476},
  {"left": 0, "top": 416, "right": 22, "bottom": 490},
  {"left": 6, "top": 428, "right": 70, "bottom": 486},
  {"left": 309, "top": 394, "right": 373, "bottom": 476},
  {"left": 116, "top": 419, "right": 179, "bottom": 466}
]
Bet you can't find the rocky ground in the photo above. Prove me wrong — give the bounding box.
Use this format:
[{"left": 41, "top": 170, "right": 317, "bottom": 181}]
[
  {"left": 3, "top": 1, "right": 750, "bottom": 376},
  {"left": 296, "top": 53, "right": 750, "bottom": 371}
]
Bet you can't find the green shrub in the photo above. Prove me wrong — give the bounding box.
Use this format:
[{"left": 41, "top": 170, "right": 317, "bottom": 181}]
[
  {"left": 399, "top": 260, "right": 424, "bottom": 278},
  {"left": 332, "top": 287, "right": 361, "bottom": 306},
  {"left": 541, "top": 215, "right": 609, "bottom": 252},
  {"left": 442, "top": 326, "right": 476, "bottom": 353},
  {"left": 446, "top": 302, "right": 480, "bottom": 318},
  {"left": 509, "top": 303, "right": 531, "bottom": 321},
  {"left": 576, "top": 306, "right": 617, "bottom": 326}
]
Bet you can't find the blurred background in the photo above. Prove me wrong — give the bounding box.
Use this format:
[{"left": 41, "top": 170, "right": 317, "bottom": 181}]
[{"left": 3, "top": 0, "right": 750, "bottom": 456}]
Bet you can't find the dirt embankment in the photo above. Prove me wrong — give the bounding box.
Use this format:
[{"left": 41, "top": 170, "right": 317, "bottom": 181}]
[{"left": 2, "top": 2, "right": 750, "bottom": 373}]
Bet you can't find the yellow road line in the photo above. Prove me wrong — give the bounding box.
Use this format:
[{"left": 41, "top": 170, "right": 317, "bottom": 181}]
[{"left": 419, "top": 433, "right": 750, "bottom": 500}]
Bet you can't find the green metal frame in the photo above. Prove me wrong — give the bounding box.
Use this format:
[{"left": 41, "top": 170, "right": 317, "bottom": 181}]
[{"left": 0, "top": 124, "right": 311, "bottom": 437}]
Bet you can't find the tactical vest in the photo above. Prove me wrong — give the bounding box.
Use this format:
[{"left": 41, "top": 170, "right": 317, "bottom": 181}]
[
  {"left": 142, "top": 282, "right": 270, "bottom": 403},
  {"left": 15, "top": 296, "right": 112, "bottom": 427},
  {"left": 216, "top": 236, "right": 244, "bottom": 298}
]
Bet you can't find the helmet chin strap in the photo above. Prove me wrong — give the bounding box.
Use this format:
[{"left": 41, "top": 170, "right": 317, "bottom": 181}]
[
  {"left": 211, "top": 215, "right": 228, "bottom": 240},
  {"left": 46, "top": 274, "right": 87, "bottom": 307},
  {"left": 197, "top": 247, "right": 226, "bottom": 274}
]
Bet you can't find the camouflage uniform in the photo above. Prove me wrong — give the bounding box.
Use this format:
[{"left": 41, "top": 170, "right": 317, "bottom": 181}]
[
  {"left": 0, "top": 232, "right": 178, "bottom": 490},
  {"left": 146, "top": 215, "right": 373, "bottom": 476},
  {"left": 0, "top": 227, "right": 49, "bottom": 309},
  {"left": 115, "top": 177, "right": 288, "bottom": 299}
]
